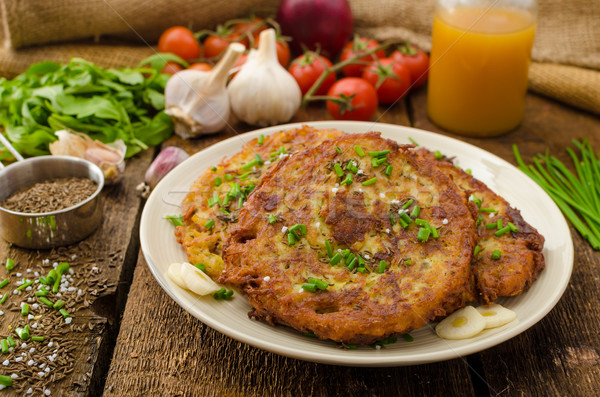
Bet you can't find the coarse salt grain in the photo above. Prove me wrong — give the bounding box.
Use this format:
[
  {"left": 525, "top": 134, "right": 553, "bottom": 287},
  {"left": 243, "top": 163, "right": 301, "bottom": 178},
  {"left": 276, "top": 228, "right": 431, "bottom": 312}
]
[
  {"left": 391, "top": 199, "right": 400, "bottom": 204},
  {"left": 21, "top": 343, "right": 27, "bottom": 348},
  {"left": 489, "top": 212, "right": 494, "bottom": 218},
  {"left": 332, "top": 188, "right": 338, "bottom": 193},
  {"left": 39, "top": 363, "right": 46, "bottom": 369},
  {"left": 48, "top": 342, "right": 53, "bottom": 347},
  {"left": 38, "top": 371, "right": 45, "bottom": 377},
  {"left": 263, "top": 276, "right": 270, "bottom": 282},
  {"left": 357, "top": 170, "right": 364, "bottom": 174},
  {"left": 386, "top": 228, "right": 390, "bottom": 233},
  {"left": 364, "top": 255, "right": 371, "bottom": 260},
  {"left": 65, "top": 317, "right": 73, "bottom": 324},
  {"left": 32, "top": 323, "right": 38, "bottom": 329},
  {"left": 32, "top": 304, "right": 39, "bottom": 309},
  {"left": 25, "top": 286, "right": 32, "bottom": 291},
  {"left": 53, "top": 262, "right": 58, "bottom": 268},
  {"left": 15, "top": 357, "right": 23, "bottom": 362},
  {"left": 442, "top": 219, "right": 449, "bottom": 225},
  {"left": 281, "top": 226, "right": 288, "bottom": 233},
  {"left": 16, "top": 273, "right": 22, "bottom": 277},
  {"left": 28, "top": 314, "right": 34, "bottom": 320},
  {"left": 379, "top": 193, "right": 385, "bottom": 198},
  {"left": 10, "top": 373, "right": 17, "bottom": 379},
  {"left": 45, "top": 367, "right": 51, "bottom": 373},
  {"left": 2, "top": 360, "right": 8, "bottom": 366},
  {"left": 26, "top": 268, "right": 31, "bottom": 273},
  {"left": 27, "top": 359, "right": 35, "bottom": 366},
  {"left": 26, "top": 388, "right": 33, "bottom": 394},
  {"left": 299, "top": 288, "right": 304, "bottom": 293},
  {"left": 29, "top": 348, "right": 35, "bottom": 353},
  {"left": 0, "top": 311, "right": 3, "bottom": 316},
  {"left": 34, "top": 272, "right": 40, "bottom": 277}
]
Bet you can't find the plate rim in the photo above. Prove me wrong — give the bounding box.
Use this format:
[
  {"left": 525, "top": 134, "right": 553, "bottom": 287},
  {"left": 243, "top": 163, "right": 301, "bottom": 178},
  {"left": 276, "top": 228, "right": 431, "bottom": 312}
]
[{"left": 140, "top": 120, "right": 574, "bottom": 366}]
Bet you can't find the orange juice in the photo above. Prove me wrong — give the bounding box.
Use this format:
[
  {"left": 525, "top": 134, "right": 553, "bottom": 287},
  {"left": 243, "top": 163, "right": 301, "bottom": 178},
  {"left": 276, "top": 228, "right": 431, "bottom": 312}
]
[{"left": 427, "top": 6, "right": 536, "bottom": 136}]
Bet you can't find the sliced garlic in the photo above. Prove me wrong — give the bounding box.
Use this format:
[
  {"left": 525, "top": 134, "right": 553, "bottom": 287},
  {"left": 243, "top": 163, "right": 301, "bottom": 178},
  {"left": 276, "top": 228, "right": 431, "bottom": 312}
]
[
  {"left": 436, "top": 306, "right": 486, "bottom": 340},
  {"left": 167, "top": 262, "right": 186, "bottom": 289},
  {"left": 476, "top": 304, "right": 516, "bottom": 329},
  {"left": 167, "top": 262, "right": 221, "bottom": 296}
]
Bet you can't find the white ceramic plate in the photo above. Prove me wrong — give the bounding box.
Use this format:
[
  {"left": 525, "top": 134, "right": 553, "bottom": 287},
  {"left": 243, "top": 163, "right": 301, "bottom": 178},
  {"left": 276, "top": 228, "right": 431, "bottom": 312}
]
[{"left": 140, "top": 121, "right": 573, "bottom": 366}]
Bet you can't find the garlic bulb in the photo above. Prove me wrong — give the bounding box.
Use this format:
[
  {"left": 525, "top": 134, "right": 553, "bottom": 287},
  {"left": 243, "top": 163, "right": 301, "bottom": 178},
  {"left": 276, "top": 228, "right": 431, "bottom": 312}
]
[
  {"left": 49, "top": 130, "right": 126, "bottom": 185},
  {"left": 144, "top": 146, "right": 189, "bottom": 190},
  {"left": 165, "top": 43, "right": 245, "bottom": 139},
  {"left": 228, "top": 28, "right": 301, "bottom": 126}
]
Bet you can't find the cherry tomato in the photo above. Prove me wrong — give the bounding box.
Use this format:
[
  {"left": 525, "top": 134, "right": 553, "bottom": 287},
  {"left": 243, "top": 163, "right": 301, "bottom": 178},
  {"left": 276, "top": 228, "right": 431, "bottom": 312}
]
[
  {"left": 162, "top": 62, "right": 184, "bottom": 75},
  {"left": 230, "top": 53, "right": 248, "bottom": 79},
  {"left": 340, "top": 36, "right": 386, "bottom": 77},
  {"left": 158, "top": 26, "right": 201, "bottom": 61},
  {"left": 254, "top": 35, "right": 291, "bottom": 67},
  {"left": 391, "top": 44, "right": 429, "bottom": 88},
  {"left": 362, "top": 58, "right": 412, "bottom": 105},
  {"left": 326, "top": 77, "right": 378, "bottom": 121},
  {"left": 232, "top": 16, "right": 267, "bottom": 42},
  {"left": 204, "top": 32, "right": 246, "bottom": 59},
  {"left": 288, "top": 52, "right": 335, "bottom": 95},
  {"left": 188, "top": 63, "right": 213, "bottom": 72}
]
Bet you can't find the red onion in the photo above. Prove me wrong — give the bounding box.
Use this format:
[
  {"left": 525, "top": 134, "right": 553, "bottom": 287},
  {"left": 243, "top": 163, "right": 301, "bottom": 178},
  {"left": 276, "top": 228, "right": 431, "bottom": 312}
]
[{"left": 276, "top": 0, "right": 354, "bottom": 59}]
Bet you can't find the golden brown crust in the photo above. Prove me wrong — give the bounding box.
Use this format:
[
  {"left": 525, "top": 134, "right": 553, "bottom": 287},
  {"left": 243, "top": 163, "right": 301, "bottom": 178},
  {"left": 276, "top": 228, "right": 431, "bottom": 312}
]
[
  {"left": 174, "top": 126, "right": 344, "bottom": 278},
  {"left": 413, "top": 147, "right": 546, "bottom": 303},
  {"left": 220, "top": 133, "right": 477, "bottom": 344}
]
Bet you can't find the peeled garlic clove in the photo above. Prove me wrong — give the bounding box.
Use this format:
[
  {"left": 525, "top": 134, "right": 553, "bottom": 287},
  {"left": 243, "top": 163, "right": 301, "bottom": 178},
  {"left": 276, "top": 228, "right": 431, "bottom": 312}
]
[
  {"left": 179, "top": 262, "right": 221, "bottom": 295},
  {"left": 144, "top": 146, "right": 189, "bottom": 190},
  {"left": 167, "top": 262, "right": 187, "bottom": 289},
  {"left": 436, "top": 306, "right": 486, "bottom": 340},
  {"left": 165, "top": 43, "right": 245, "bottom": 139},
  {"left": 476, "top": 304, "right": 517, "bottom": 329},
  {"left": 49, "top": 130, "right": 88, "bottom": 157}
]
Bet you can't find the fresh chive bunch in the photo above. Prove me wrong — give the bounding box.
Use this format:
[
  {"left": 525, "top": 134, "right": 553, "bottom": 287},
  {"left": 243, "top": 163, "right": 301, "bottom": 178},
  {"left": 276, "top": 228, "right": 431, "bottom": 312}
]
[{"left": 514, "top": 140, "right": 600, "bottom": 250}]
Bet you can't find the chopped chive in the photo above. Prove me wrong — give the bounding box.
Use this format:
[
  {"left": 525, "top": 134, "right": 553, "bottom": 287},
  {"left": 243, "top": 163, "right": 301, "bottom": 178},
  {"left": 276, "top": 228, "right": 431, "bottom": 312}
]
[
  {"left": 237, "top": 196, "right": 244, "bottom": 208},
  {"left": 474, "top": 245, "right": 482, "bottom": 256},
  {"left": 398, "top": 218, "right": 409, "bottom": 229},
  {"left": 358, "top": 256, "right": 366, "bottom": 266},
  {"left": 208, "top": 193, "right": 220, "bottom": 207},
  {"left": 325, "top": 240, "right": 333, "bottom": 258},
  {"left": 405, "top": 259, "right": 412, "bottom": 266},
  {"left": 390, "top": 213, "right": 395, "bottom": 226},
  {"left": 469, "top": 195, "right": 482, "bottom": 208},
  {"left": 476, "top": 215, "right": 483, "bottom": 226},
  {"left": 378, "top": 260, "right": 387, "bottom": 274},
  {"left": 401, "top": 199, "right": 414, "bottom": 209},
  {"left": 53, "top": 300, "right": 65, "bottom": 309},
  {"left": 334, "top": 163, "right": 344, "bottom": 178},
  {"left": 15, "top": 326, "right": 29, "bottom": 340},
  {"left": 301, "top": 283, "right": 317, "bottom": 292},
  {"left": 356, "top": 267, "right": 366, "bottom": 273},
  {"left": 508, "top": 222, "right": 519, "bottom": 232},
  {"left": 399, "top": 211, "right": 413, "bottom": 225},
  {"left": 408, "top": 137, "right": 419, "bottom": 146},
  {"left": 16, "top": 279, "right": 33, "bottom": 291},
  {"left": 46, "top": 270, "right": 57, "bottom": 285},
  {"left": 497, "top": 219, "right": 503, "bottom": 229},
  {"left": 258, "top": 134, "right": 264, "bottom": 145},
  {"left": 57, "top": 262, "right": 69, "bottom": 275},
  {"left": 6, "top": 336, "right": 15, "bottom": 348},
  {"left": 204, "top": 219, "right": 215, "bottom": 229},
  {"left": 0, "top": 374, "right": 13, "bottom": 387},
  {"left": 214, "top": 176, "right": 222, "bottom": 186},
  {"left": 410, "top": 205, "right": 421, "bottom": 218},
  {"left": 479, "top": 207, "right": 496, "bottom": 213},
  {"left": 21, "top": 303, "right": 29, "bottom": 316},
  {"left": 194, "top": 263, "right": 206, "bottom": 272},
  {"left": 0, "top": 279, "right": 8, "bottom": 288},
  {"left": 430, "top": 225, "right": 439, "bottom": 238},
  {"left": 402, "top": 333, "right": 414, "bottom": 342},
  {"left": 166, "top": 215, "right": 184, "bottom": 226},
  {"left": 346, "top": 257, "right": 357, "bottom": 270},
  {"left": 346, "top": 161, "right": 359, "bottom": 173},
  {"left": 52, "top": 273, "right": 61, "bottom": 294},
  {"left": 417, "top": 227, "right": 431, "bottom": 242},
  {"left": 414, "top": 218, "right": 429, "bottom": 227},
  {"left": 5, "top": 258, "right": 15, "bottom": 271},
  {"left": 287, "top": 232, "right": 296, "bottom": 246},
  {"left": 39, "top": 276, "right": 48, "bottom": 285},
  {"left": 0, "top": 339, "right": 8, "bottom": 354},
  {"left": 224, "top": 173, "right": 234, "bottom": 181},
  {"left": 341, "top": 249, "right": 350, "bottom": 258},
  {"left": 59, "top": 308, "right": 70, "bottom": 318},
  {"left": 495, "top": 226, "right": 511, "bottom": 237},
  {"left": 38, "top": 297, "right": 54, "bottom": 308},
  {"left": 211, "top": 166, "right": 217, "bottom": 172},
  {"left": 485, "top": 222, "right": 497, "bottom": 230},
  {"left": 268, "top": 214, "right": 277, "bottom": 224},
  {"left": 221, "top": 195, "right": 230, "bottom": 207},
  {"left": 491, "top": 250, "right": 501, "bottom": 260},
  {"left": 354, "top": 145, "right": 365, "bottom": 157},
  {"left": 346, "top": 253, "right": 356, "bottom": 265},
  {"left": 241, "top": 159, "right": 258, "bottom": 171},
  {"left": 362, "top": 177, "right": 378, "bottom": 186},
  {"left": 369, "top": 150, "right": 390, "bottom": 157},
  {"left": 31, "top": 336, "right": 44, "bottom": 342},
  {"left": 289, "top": 224, "right": 305, "bottom": 234},
  {"left": 299, "top": 224, "right": 307, "bottom": 235},
  {"left": 34, "top": 287, "right": 49, "bottom": 297},
  {"left": 335, "top": 146, "right": 342, "bottom": 154},
  {"left": 329, "top": 253, "right": 343, "bottom": 266},
  {"left": 308, "top": 278, "right": 329, "bottom": 290},
  {"left": 434, "top": 150, "right": 444, "bottom": 159},
  {"left": 255, "top": 153, "right": 264, "bottom": 165},
  {"left": 384, "top": 165, "right": 393, "bottom": 176},
  {"left": 466, "top": 169, "right": 472, "bottom": 175},
  {"left": 0, "top": 293, "right": 6, "bottom": 304},
  {"left": 340, "top": 173, "right": 353, "bottom": 186}
]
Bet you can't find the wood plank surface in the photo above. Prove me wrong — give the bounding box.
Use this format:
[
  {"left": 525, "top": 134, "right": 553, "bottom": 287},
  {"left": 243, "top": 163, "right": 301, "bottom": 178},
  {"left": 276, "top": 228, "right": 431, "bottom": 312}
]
[{"left": 0, "top": 150, "right": 153, "bottom": 396}]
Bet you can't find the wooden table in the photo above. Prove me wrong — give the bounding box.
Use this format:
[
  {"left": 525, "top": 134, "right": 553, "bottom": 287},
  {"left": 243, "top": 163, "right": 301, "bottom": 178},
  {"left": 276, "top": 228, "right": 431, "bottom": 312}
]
[{"left": 1, "top": 88, "right": 599, "bottom": 396}]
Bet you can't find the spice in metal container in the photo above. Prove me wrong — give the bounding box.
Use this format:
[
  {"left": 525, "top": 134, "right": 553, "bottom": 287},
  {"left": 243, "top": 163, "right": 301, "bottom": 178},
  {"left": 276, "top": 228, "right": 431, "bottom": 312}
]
[{"left": 0, "top": 177, "right": 97, "bottom": 213}]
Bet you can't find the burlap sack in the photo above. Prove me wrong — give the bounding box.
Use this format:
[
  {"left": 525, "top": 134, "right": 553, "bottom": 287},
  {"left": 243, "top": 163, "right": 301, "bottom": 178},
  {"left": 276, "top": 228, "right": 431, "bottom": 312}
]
[{"left": 0, "top": 0, "right": 598, "bottom": 115}]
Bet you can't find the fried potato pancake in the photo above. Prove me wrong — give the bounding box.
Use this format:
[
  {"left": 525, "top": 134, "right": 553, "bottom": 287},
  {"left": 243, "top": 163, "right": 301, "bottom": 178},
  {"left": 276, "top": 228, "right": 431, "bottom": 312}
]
[
  {"left": 175, "top": 126, "right": 344, "bottom": 278},
  {"left": 220, "top": 133, "right": 477, "bottom": 344},
  {"left": 413, "top": 147, "right": 545, "bottom": 303}
]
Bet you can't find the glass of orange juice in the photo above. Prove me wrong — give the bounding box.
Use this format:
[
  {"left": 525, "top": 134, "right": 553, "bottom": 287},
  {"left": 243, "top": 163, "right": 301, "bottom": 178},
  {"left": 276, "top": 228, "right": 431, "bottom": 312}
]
[{"left": 427, "top": 0, "right": 537, "bottom": 137}]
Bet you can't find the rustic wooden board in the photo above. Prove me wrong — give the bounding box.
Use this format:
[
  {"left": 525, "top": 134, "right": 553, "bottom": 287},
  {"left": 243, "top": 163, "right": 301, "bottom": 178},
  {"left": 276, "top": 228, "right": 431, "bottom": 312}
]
[{"left": 0, "top": 150, "right": 153, "bottom": 396}]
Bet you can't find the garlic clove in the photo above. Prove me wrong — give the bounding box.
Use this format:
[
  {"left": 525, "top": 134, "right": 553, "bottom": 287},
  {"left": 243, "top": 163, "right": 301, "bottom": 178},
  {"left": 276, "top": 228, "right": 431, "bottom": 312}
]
[
  {"left": 179, "top": 262, "right": 221, "bottom": 295},
  {"left": 49, "top": 129, "right": 126, "bottom": 185},
  {"left": 227, "top": 29, "right": 301, "bottom": 127},
  {"left": 436, "top": 306, "right": 486, "bottom": 340},
  {"left": 165, "top": 43, "right": 245, "bottom": 139},
  {"left": 144, "top": 146, "right": 189, "bottom": 189},
  {"left": 476, "top": 303, "right": 517, "bottom": 329}
]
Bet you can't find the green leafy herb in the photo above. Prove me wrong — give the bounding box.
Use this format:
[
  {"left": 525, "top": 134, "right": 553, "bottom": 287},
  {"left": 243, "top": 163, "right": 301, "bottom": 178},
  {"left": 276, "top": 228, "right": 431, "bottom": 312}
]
[
  {"left": 0, "top": 57, "right": 173, "bottom": 161},
  {"left": 166, "top": 215, "right": 184, "bottom": 226}
]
